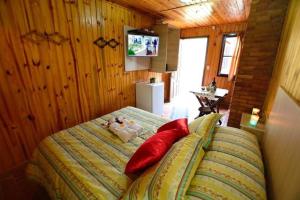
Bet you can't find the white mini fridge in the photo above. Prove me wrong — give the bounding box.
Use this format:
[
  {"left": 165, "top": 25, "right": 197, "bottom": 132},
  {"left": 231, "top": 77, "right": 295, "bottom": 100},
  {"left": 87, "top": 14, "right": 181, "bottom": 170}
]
[{"left": 136, "top": 82, "right": 164, "bottom": 115}]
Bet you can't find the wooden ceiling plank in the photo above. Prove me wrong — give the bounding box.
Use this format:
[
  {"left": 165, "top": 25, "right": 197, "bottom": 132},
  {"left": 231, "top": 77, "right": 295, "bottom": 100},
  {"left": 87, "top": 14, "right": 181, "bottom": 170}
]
[{"left": 111, "top": 0, "right": 251, "bottom": 28}]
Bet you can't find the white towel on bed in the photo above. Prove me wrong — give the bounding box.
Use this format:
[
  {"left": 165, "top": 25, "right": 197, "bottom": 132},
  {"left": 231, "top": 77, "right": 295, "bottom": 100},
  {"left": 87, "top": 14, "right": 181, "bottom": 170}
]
[
  {"left": 123, "top": 119, "right": 143, "bottom": 134},
  {"left": 109, "top": 122, "right": 137, "bottom": 143},
  {"left": 108, "top": 116, "right": 143, "bottom": 142}
]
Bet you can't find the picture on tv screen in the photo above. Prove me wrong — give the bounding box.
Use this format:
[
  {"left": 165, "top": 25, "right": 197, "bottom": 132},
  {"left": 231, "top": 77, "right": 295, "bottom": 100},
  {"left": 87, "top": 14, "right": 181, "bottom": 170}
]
[{"left": 128, "top": 34, "right": 159, "bottom": 57}]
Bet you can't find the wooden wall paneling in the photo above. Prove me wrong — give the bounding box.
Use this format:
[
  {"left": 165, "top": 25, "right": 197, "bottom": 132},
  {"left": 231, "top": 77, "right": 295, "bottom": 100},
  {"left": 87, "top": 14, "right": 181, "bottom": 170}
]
[
  {"left": 65, "top": 1, "right": 85, "bottom": 124},
  {"left": 162, "top": 73, "right": 171, "bottom": 102},
  {"left": 122, "top": 7, "right": 129, "bottom": 106},
  {"left": 115, "top": 4, "right": 125, "bottom": 109},
  {"left": 52, "top": 1, "right": 82, "bottom": 126},
  {"left": 0, "top": 0, "right": 162, "bottom": 174},
  {"left": 28, "top": 2, "right": 49, "bottom": 135},
  {"left": 99, "top": 0, "right": 110, "bottom": 114},
  {"left": 37, "top": 0, "right": 59, "bottom": 131},
  {"left": 0, "top": 98, "right": 25, "bottom": 172},
  {"left": 0, "top": 1, "right": 39, "bottom": 160},
  {"left": 108, "top": 2, "right": 116, "bottom": 106},
  {"left": 27, "top": 4, "right": 55, "bottom": 139},
  {"left": 50, "top": 0, "right": 72, "bottom": 129},
  {"left": 79, "top": 0, "right": 93, "bottom": 118},
  {"left": 61, "top": 1, "right": 81, "bottom": 124},
  {"left": 102, "top": 2, "right": 111, "bottom": 110},
  {"left": 82, "top": 0, "right": 98, "bottom": 120},
  {"left": 125, "top": 8, "right": 132, "bottom": 106},
  {"left": 263, "top": 87, "right": 300, "bottom": 200},
  {"left": 108, "top": 3, "right": 116, "bottom": 109},
  {"left": 125, "top": 9, "right": 134, "bottom": 106},
  {"left": 73, "top": 0, "right": 91, "bottom": 120},
  {"left": 113, "top": 4, "right": 121, "bottom": 108},
  {"left": 264, "top": 0, "right": 300, "bottom": 116},
  {"left": 119, "top": 6, "right": 126, "bottom": 108},
  {"left": 112, "top": 0, "right": 251, "bottom": 29},
  {"left": 111, "top": 3, "right": 118, "bottom": 109}
]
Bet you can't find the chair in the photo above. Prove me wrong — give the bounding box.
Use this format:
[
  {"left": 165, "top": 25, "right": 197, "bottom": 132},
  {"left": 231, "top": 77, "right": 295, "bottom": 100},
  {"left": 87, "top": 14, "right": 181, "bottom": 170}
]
[{"left": 194, "top": 94, "right": 222, "bottom": 125}]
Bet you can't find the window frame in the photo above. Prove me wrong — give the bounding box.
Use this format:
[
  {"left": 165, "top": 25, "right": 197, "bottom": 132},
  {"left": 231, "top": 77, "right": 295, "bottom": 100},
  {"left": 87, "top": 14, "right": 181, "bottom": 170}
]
[{"left": 217, "top": 33, "right": 238, "bottom": 77}]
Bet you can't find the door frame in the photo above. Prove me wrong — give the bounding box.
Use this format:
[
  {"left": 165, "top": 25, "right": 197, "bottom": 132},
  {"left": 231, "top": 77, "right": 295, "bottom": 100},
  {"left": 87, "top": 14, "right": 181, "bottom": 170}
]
[
  {"left": 170, "top": 36, "right": 209, "bottom": 100},
  {"left": 179, "top": 35, "right": 209, "bottom": 86}
]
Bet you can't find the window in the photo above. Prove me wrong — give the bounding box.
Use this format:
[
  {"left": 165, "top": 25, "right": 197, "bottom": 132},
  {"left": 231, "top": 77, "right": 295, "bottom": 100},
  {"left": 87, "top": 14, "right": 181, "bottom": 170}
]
[{"left": 218, "top": 33, "right": 238, "bottom": 76}]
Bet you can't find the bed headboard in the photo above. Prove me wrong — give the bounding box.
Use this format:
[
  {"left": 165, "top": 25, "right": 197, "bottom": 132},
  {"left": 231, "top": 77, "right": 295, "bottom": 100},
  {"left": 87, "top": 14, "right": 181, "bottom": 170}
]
[{"left": 263, "top": 87, "right": 300, "bottom": 200}]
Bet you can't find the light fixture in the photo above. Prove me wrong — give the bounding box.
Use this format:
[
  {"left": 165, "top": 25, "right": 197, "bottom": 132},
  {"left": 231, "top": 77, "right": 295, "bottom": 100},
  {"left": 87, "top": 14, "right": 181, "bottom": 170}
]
[
  {"left": 180, "top": 0, "right": 208, "bottom": 4},
  {"left": 160, "top": 0, "right": 209, "bottom": 13},
  {"left": 250, "top": 115, "right": 260, "bottom": 127},
  {"left": 252, "top": 108, "right": 260, "bottom": 115},
  {"left": 250, "top": 108, "right": 260, "bottom": 127},
  {"left": 184, "top": 2, "right": 212, "bottom": 20}
]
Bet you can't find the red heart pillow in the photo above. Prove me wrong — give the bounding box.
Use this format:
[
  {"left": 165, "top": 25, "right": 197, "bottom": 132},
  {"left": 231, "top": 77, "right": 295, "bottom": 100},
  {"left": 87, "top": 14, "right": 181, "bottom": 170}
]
[{"left": 125, "top": 118, "right": 189, "bottom": 174}]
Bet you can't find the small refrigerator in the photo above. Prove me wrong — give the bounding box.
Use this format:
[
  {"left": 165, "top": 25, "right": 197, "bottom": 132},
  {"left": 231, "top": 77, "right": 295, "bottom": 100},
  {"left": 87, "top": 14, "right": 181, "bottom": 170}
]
[{"left": 136, "top": 82, "right": 164, "bottom": 115}]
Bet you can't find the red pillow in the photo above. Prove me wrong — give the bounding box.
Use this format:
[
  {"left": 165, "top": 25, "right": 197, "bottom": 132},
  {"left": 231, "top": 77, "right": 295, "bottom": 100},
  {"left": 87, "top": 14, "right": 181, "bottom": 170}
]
[
  {"left": 157, "top": 118, "right": 189, "bottom": 134},
  {"left": 125, "top": 118, "right": 189, "bottom": 174}
]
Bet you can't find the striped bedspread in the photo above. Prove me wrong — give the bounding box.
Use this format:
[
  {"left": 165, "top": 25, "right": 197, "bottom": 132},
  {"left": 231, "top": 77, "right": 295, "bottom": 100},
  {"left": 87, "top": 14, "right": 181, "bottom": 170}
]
[
  {"left": 26, "top": 107, "right": 169, "bottom": 200},
  {"left": 186, "top": 126, "right": 267, "bottom": 200},
  {"left": 27, "top": 106, "right": 266, "bottom": 200}
]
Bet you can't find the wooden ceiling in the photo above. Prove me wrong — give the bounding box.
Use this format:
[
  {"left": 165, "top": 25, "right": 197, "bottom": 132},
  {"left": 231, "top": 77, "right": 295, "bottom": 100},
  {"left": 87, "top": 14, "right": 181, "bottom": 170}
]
[{"left": 111, "top": 0, "right": 251, "bottom": 28}]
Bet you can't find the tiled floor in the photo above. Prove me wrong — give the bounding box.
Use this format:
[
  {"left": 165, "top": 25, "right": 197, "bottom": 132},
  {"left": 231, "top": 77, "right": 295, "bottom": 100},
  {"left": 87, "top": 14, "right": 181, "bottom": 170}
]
[{"left": 163, "top": 92, "right": 229, "bottom": 126}]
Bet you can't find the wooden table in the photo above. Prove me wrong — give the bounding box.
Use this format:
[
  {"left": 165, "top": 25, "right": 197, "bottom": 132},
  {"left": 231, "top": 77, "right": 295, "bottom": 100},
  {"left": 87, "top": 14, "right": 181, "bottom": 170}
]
[{"left": 190, "top": 88, "right": 228, "bottom": 120}]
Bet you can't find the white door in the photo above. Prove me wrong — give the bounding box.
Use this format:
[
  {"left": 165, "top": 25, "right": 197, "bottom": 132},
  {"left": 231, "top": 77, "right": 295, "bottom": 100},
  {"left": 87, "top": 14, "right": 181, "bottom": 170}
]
[{"left": 171, "top": 37, "right": 208, "bottom": 99}]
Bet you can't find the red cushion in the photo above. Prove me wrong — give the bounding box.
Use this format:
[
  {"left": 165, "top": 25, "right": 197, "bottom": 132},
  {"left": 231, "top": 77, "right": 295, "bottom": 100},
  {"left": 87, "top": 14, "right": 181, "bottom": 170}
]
[
  {"left": 125, "top": 118, "right": 189, "bottom": 174},
  {"left": 157, "top": 118, "right": 189, "bottom": 134}
]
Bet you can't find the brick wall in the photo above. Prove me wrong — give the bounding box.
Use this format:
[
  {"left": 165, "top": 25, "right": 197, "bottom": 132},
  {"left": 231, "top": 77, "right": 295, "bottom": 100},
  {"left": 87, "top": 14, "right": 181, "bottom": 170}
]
[{"left": 228, "top": 0, "right": 289, "bottom": 127}]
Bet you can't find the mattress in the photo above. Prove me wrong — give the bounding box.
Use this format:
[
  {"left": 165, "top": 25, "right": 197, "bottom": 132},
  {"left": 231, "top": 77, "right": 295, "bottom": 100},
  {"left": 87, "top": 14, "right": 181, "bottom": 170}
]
[{"left": 27, "top": 107, "right": 266, "bottom": 200}]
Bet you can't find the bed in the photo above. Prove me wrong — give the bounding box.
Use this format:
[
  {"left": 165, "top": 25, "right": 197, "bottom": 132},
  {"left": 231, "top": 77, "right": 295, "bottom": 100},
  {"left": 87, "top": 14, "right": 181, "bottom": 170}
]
[{"left": 27, "top": 106, "right": 266, "bottom": 200}]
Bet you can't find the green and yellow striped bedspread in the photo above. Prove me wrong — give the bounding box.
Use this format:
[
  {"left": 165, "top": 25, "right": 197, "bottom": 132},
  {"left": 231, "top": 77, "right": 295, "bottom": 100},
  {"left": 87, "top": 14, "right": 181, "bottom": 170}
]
[
  {"left": 186, "top": 126, "right": 266, "bottom": 200},
  {"left": 26, "top": 107, "right": 169, "bottom": 200},
  {"left": 27, "top": 107, "right": 266, "bottom": 200}
]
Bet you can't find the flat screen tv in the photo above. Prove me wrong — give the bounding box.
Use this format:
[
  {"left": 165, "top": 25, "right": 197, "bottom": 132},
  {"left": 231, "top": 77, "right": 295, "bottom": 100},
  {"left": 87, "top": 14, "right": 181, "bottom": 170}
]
[{"left": 128, "top": 34, "right": 159, "bottom": 57}]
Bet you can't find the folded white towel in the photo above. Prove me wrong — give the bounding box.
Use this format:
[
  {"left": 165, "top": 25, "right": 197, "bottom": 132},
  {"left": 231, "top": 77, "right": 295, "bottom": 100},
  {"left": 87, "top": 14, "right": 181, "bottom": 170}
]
[
  {"left": 109, "top": 122, "right": 137, "bottom": 143},
  {"left": 123, "top": 119, "right": 143, "bottom": 135}
]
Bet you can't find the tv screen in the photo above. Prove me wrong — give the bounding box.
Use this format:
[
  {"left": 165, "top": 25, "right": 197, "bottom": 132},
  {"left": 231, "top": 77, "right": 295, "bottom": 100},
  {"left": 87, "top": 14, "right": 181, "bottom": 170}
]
[{"left": 128, "top": 34, "right": 159, "bottom": 57}]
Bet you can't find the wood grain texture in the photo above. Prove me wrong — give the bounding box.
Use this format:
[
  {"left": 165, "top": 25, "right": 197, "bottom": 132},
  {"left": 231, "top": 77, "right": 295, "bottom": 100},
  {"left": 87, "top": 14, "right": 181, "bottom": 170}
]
[
  {"left": 264, "top": 0, "right": 300, "bottom": 117},
  {"left": 0, "top": 0, "right": 162, "bottom": 175},
  {"left": 181, "top": 23, "right": 247, "bottom": 107},
  {"left": 263, "top": 87, "right": 300, "bottom": 200},
  {"left": 111, "top": 0, "right": 251, "bottom": 28},
  {"left": 162, "top": 73, "right": 171, "bottom": 102}
]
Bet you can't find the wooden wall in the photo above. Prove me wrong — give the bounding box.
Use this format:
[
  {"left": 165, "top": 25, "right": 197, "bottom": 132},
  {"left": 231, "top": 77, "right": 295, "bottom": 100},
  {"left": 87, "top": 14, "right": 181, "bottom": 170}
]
[
  {"left": 228, "top": 0, "right": 288, "bottom": 127},
  {"left": 264, "top": 0, "right": 300, "bottom": 117},
  {"left": 0, "top": 0, "right": 161, "bottom": 175},
  {"left": 180, "top": 23, "right": 247, "bottom": 107}
]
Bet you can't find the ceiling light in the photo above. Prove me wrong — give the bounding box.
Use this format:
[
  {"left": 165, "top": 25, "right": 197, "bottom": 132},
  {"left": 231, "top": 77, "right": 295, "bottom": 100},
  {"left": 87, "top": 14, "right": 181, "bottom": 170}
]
[
  {"left": 185, "top": 2, "right": 212, "bottom": 20},
  {"left": 180, "top": 0, "right": 208, "bottom": 4}
]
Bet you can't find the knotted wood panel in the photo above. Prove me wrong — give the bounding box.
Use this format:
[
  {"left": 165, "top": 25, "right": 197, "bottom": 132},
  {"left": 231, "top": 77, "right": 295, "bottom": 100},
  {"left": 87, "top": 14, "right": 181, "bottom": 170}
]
[{"left": 0, "top": 0, "right": 161, "bottom": 174}]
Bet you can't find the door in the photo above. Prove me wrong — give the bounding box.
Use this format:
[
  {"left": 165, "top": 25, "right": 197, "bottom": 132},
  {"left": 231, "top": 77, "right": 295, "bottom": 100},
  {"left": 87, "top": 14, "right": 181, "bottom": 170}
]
[{"left": 170, "top": 37, "right": 208, "bottom": 99}]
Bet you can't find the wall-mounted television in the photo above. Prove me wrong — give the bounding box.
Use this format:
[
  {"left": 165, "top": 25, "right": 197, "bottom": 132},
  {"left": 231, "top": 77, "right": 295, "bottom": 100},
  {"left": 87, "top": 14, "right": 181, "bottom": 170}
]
[{"left": 128, "top": 33, "right": 159, "bottom": 57}]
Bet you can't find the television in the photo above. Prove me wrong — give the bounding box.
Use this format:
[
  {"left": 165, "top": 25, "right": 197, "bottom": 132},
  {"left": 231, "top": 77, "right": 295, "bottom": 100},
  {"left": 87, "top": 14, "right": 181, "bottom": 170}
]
[{"left": 128, "top": 34, "right": 159, "bottom": 57}]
